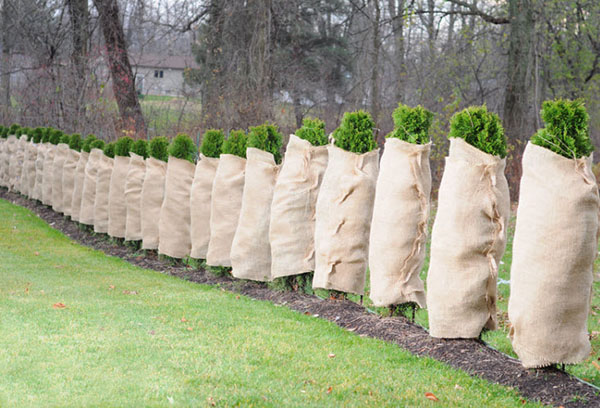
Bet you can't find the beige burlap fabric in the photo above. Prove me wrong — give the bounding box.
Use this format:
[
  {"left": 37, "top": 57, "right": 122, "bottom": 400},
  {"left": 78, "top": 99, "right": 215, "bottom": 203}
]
[
  {"left": 141, "top": 157, "right": 167, "bottom": 250},
  {"left": 32, "top": 143, "right": 47, "bottom": 200},
  {"left": 79, "top": 148, "right": 103, "bottom": 225},
  {"left": 269, "top": 135, "right": 328, "bottom": 278},
  {"left": 70, "top": 151, "right": 89, "bottom": 222},
  {"left": 206, "top": 154, "right": 246, "bottom": 267},
  {"left": 93, "top": 154, "right": 114, "bottom": 233},
  {"left": 231, "top": 148, "right": 280, "bottom": 281},
  {"left": 508, "top": 142, "right": 600, "bottom": 368},
  {"left": 158, "top": 157, "right": 195, "bottom": 258},
  {"left": 41, "top": 144, "right": 56, "bottom": 205},
  {"left": 124, "top": 153, "right": 146, "bottom": 241},
  {"left": 62, "top": 149, "right": 80, "bottom": 216},
  {"left": 312, "top": 144, "right": 380, "bottom": 295},
  {"left": 190, "top": 154, "right": 219, "bottom": 259},
  {"left": 427, "top": 137, "right": 510, "bottom": 339},
  {"left": 0, "top": 139, "right": 7, "bottom": 187},
  {"left": 51, "top": 143, "right": 69, "bottom": 212},
  {"left": 107, "top": 156, "right": 131, "bottom": 238},
  {"left": 369, "top": 139, "right": 431, "bottom": 308},
  {"left": 5, "top": 136, "right": 16, "bottom": 189},
  {"left": 8, "top": 136, "right": 26, "bottom": 191},
  {"left": 18, "top": 140, "right": 32, "bottom": 195},
  {"left": 25, "top": 142, "right": 38, "bottom": 197}
]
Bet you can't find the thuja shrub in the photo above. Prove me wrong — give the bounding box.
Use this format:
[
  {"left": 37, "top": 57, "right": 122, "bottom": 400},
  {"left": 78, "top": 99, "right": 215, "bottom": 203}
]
[
  {"left": 9, "top": 123, "right": 21, "bottom": 135},
  {"left": 90, "top": 139, "right": 105, "bottom": 151},
  {"left": 448, "top": 106, "right": 506, "bottom": 158},
  {"left": 333, "top": 110, "right": 377, "bottom": 154},
  {"left": 247, "top": 122, "right": 283, "bottom": 163},
  {"left": 60, "top": 133, "right": 71, "bottom": 144},
  {"left": 21, "top": 127, "right": 33, "bottom": 140},
  {"left": 32, "top": 128, "right": 44, "bottom": 143},
  {"left": 388, "top": 104, "right": 434, "bottom": 144},
  {"left": 168, "top": 133, "right": 197, "bottom": 163},
  {"left": 131, "top": 139, "right": 149, "bottom": 159},
  {"left": 82, "top": 134, "right": 98, "bottom": 153},
  {"left": 0, "top": 126, "right": 7, "bottom": 138},
  {"left": 295, "top": 117, "right": 328, "bottom": 146},
  {"left": 200, "top": 129, "right": 225, "bottom": 158},
  {"left": 41, "top": 128, "right": 50, "bottom": 143},
  {"left": 531, "top": 99, "right": 593, "bottom": 159},
  {"left": 149, "top": 136, "right": 169, "bottom": 162},
  {"left": 103, "top": 142, "right": 116, "bottom": 158},
  {"left": 69, "top": 134, "right": 83, "bottom": 151},
  {"left": 222, "top": 130, "right": 248, "bottom": 158},
  {"left": 115, "top": 136, "right": 134, "bottom": 157},
  {"left": 49, "top": 129, "right": 64, "bottom": 145}
]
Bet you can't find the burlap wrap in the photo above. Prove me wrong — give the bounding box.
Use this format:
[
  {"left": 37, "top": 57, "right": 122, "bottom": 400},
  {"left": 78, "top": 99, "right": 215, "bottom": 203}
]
[
  {"left": 158, "top": 157, "right": 195, "bottom": 258},
  {"left": 25, "top": 142, "right": 38, "bottom": 197},
  {"left": 427, "top": 137, "right": 510, "bottom": 338},
  {"left": 312, "top": 144, "right": 380, "bottom": 295},
  {"left": 369, "top": 138, "right": 431, "bottom": 308},
  {"left": 269, "top": 135, "right": 328, "bottom": 278},
  {"left": 32, "top": 143, "right": 48, "bottom": 200},
  {"left": 62, "top": 149, "right": 80, "bottom": 216},
  {"left": 206, "top": 154, "right": 246, "bottom": 267},
  {"left": 508, "top": 142, "right": 600, "bottom": 368},
  {"left": 41, "top": 145, "right": 56, "bottom": 205},
  {"left": 141, "top": 158, "right": 167, "bottom": 250},
  {"left": 51, "top": 143, "right": 69, "bottom": 213},
  {"left": 8, "top": 136, "right": 26, "bottom": 191},
  {"left": 18, "top": 140, "right": 32, "bottom": 194},
  {"left": 79, "top": 148, "right": 103, "bottom": 225},
  {"left": 93, "top": 154, "right": 114, "bottom": 233},
  {"left": 107, "top": 155, "right": 131, "bottom": 238},
  {"left": 0, "top": 138, "right": 6, "bottom": 187},
  {"left": 190, "top": 154, "right": 219, "bottom": 258},
  {"left": 70, "top": 151, "right": 89, "bottom": 222},
  {"left": 124, "top": 153, "right": 146, "bottom": 241},
  {"left": 231, "top": 148, "right": 280, "bottom": 281}
]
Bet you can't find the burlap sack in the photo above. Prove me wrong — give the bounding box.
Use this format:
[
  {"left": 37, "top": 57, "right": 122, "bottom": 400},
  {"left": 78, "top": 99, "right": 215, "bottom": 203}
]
[
  {"left": 124, "top": 153, "right": 146, "bottom": 241},
  {"left": 51, "top": 143, "right": 69, "bottom": 213},
  {"left": 427, "top": 137, "right": 510, "bottom": 338},
  {"left": 70, "top": 151, "right": 89, "bottom": 222},
  {"left": 94, "top": 154, "right": 114, "bottom": 233},
  {"left": 8, "top": 136, "right": 25, "bottom": 191},
  {"left": 107, "top": 155, "right": 131, "bottom": 238},
  {"left": 141, "top": 157, "right": 167, "bottom": 250},
  {"left": 79, "top": 148, "right": 103, "bottom": 225},
  {"left": 269, "top": 135, "right": 328, "bottom": 278},
  {"left": 25, "top": 142, "right": 38, "bottom": 197},
  {"left": 158, "top": 157, "right": 195, "bottom": 258},
  {"left": 231, "top": 148, "right": 280, "bottom": 281},
  {"left": 32, "top": 143, "right": 47, "bottom": 200},
  {"left": 42, "top": 144, "right": 56, "bottom": 205},
  {"left": 206, "top": 154, "right": 246, "bottom": 267},
  {"left": 18, "top": 140, "right": 32, "bottom": 195},
  {"left": 62, "top": 149, "right": 80, "bottom": 216},
  {"left": 508, "top": 142, "right": 599, "bottom": 368},
  {"left": 0, "top": 138, "right": 7, "bottom": 187},
  {"left": 190, "top": 154, "right": 219, "bottom": 258},
  {"left": 312, "top": 144, "right": 380, "bottom": 295},
  {"left": 369, "top": 139, "right": 431, "bottom": 308}
]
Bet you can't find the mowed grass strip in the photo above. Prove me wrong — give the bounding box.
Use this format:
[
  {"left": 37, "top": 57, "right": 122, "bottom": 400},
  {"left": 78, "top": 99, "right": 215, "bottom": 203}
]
[{"left": 0, "top": 199, "right": 541, "bottom": 407}]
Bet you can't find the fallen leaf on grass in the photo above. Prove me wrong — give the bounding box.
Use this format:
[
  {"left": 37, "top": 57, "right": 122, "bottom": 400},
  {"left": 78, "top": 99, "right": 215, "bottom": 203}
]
[
  {"left": 592, "top": 361, "right": 600, "bottom": 370},
  {"left": 187, "top": 327, "right": 193, "bottom": 331},
  {"left": 122, "top": 290, "right": 138, "bottom": 295},
  {"left": 108, "top": 285, "right": 115, "bottom": 290},
  {"left": 454, "top": 384, "right": 463, "bottom": 390},
  {"left": 425, "top": 392, "right": 438, "bottom": 402},
  {"left": 207, "top": 397, "right": 216, "bottom": 406},
  {"left": 326, "top": 386, "right": 332, "bottom": 394},
  {"left": 34, "top": 251, "right": 39, "bottom": 256},
  {"left": 53, "top": 302, "right": 66, "bottom": 309},
  {"left": 328, "top": 353, "right": 336, "bottom": 358},
  {"left": 148, "top": 330, "right": 155, "bottom": 335},
  {"left": 236, "top": 295, "right": 240, "bottom": 299},
  {"left": 181, "top": 317, "right": 188, "bottom": 322}
]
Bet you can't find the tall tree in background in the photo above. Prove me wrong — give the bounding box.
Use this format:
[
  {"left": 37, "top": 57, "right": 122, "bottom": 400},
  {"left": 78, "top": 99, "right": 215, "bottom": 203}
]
[
  {"left": 67, "top": 0, "right": 89, "bottom": 128},
  {"left": 0, "top": 0, "right": 11, "bottom": 116}
]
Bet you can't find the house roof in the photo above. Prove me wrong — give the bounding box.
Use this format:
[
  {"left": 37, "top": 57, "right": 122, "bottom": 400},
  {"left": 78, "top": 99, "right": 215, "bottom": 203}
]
[{"left": 130, "top": 54, "right": 199, "bottom": 70}]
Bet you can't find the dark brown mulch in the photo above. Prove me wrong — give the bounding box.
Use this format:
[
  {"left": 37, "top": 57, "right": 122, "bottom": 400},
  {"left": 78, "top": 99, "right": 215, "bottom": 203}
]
[{"left": 2, "top": 187, "right": 599, "bottom": 407}]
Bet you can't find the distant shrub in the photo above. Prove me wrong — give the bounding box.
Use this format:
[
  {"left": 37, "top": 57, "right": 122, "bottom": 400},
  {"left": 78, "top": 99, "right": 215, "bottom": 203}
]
[
  {"left": 247, "top": 122, "right": 283, "bottom": 164},
  {"left": 333, "top": 110, "right": 377, "bottom": 154},
  {"left": 90, "top": 139, "right": 105, "bottom": 151},
  {"left": 41, "top": 128, "right": 51, "bottom": 143},
  {"left": 295, "top": 117, "right": 328, "bottom": 146},
  {"left": 20, "top": 127, "right": 32, "bottom": 140},
  {"left": 448, "top": 105, "right": 506, "bottom": 158},
  {"left": 32, "top": 128, "right": 44, "bottom": 143},
  {"left": 115, "top": 136, "right": 134, "bottom": 157},
  {"left": 168, "top": 133, "right": 197, "bottom": 163},
  {"left": 69, "top": 133, "right": 83, "bottom": 151},
  {"left": 222, "top": 130, "right": 248, "bottom": 158},
  {"left": 9, "top": 123, "right": 20, "bottom": 135},
  {"left": 388, "top": 104, "right": 434, "bottom": 144},
  {"left": 530, "top": 99, "right": 593, "bottom": 159},
  {"left": 200, "top": 129, "right": 225, "bottom": 158},
  {"left": 0, "top": 126, "right": 7, "bottom": 138},
  {"left": 103, "top": 142, "right": 115, "bottom": 158},
  {"left": 131, "top": 139, "right": 149, "bottom": 159},
  {"left": 149, "top": 136, "right": 169, "bottom": 162},
  {"left": 49, "top": 129, "right": 64, "bottom": 145},
  {"left": 82, "top": 135, "right": 98, "bottom": 153},
  {"left": 60, "top": 133, "right": 71, "bottom": 144}
]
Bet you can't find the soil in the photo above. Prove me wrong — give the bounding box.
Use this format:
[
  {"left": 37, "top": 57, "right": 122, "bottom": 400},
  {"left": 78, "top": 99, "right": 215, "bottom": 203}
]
[{"left": 2, "top": 187, "right": 599, "bottom": 407}]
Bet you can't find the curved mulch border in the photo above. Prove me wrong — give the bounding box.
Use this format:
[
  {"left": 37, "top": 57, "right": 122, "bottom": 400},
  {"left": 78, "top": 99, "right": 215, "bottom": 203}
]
[{"left": 1, "top": 187, "right": 599, "bottom": 407}]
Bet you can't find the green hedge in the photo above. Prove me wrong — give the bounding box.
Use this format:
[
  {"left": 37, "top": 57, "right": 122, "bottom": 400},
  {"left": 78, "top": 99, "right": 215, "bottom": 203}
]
[
  {"left": 200, "top": 129, "right": 225, "bottom": 158},
  {"left": 115, "top": 136, "right": 134, "bottom": 157},
  {"left": 103, "top": 142, "right": 116, "bottom": 158},
  {"left": 49, "top": 129, "right": 64, "bottom": 145},
  {"left": 90, "top": 139, "right": 105, "bottom": 151},
  {"left": 247, "top": 123, "right": 283, "bottom": 164},
  {"left": 82, "top": 135, "right": 98, "bottom": 153},
  {"left": 69, "top": 134, "right": 83, "bottom": 151},
  {"left": 149, "top": 136, "right": 169, "bottom": 162},
  {"left": 295, "top": 117, "right": 328, "bottom": 146},
  {"left": 32, "top": 128, "right": 44, "bottom": 143},
  {"left": 448, "top": 106, "right": 506, "bottom": 158},
  {"left": 131, "top": 139, "right": 149, "bottom": 159},
  {"left": 333, "top": 110, "right": 377, "bottom": 154},
  {"left": 388, "top": 104, "right": 433, "bottom": 144},
  {"left": 168, "top": 133, "right": 197, "bottom": 163},
  {"left": 222, "top": 130, "right": 248, "bottom": 158}
]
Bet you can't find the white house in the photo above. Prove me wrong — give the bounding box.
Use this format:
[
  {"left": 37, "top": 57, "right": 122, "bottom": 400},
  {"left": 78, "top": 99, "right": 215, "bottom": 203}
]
[{"left": 130, "top": 54, "right": 199, "bottom": 97}]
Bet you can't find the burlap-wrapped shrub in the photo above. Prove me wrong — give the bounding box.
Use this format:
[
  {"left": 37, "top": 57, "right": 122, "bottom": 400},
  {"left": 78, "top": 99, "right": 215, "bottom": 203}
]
[
  {"left": 370, "top": 104, "right": 433, "bottom": 308},
  {"left": 62, "top": 134, "right": 82, "bottom": 216},
  {"left": 206, "top": 130, "right": 247, "bottom": 267},
  {"left": 141, "top": 136, "right": 169, "bottom": 250},
  {"left": 79, "top": 140, "right": 105, "bottom": 225},
  {"left": 313, "top": 110, "right": 379, "bottom": 295},
  {"left": 51, "top": 135, "right": 70, "bottom": 213},
  {"left": 509, "top": 99, "right": 599, "bottom": 368},
  {"left": 270, "top": 118, "right": 328, "bottom": 279},
  {"left": 124, "top": 139, "right": 148, "bottom": 241},
  {"left": 190, "top": 129, "right": 223, "bottom": 259},
  {"left": 108, "top": 137, "right": 133, "bottom": 238},
  {"left": 4, "top": 135, "right": 16, "bottom": 189},
  {"left": 25, "top": 128, "right": 43, "bottom": 197},
  {"left": 94, "top": 143, "right": 115, "bottom": 233},
  {"left": 231, "top": 123, "right": 282, "bottom": 281},
  {"left": 0, "top": 128, "right": 8, "bottom": 187},
  {"left": 32, "top": 129, "right": 49, "bottom": 200},
  {"left": 18, "top": 129, "right": 33, "bottom": 195},
  {"left": 9, "top": 135, "right": 27, "bottom": 191},
  {"left": 41, "top": 129, "right": 57, "bottom": 205},
  {"left": 427, "top": 106, "right": 510, "bottom": 339},
  {"left": 71, "top": 135, "right": 96, "bottom": 222},
  {"left": 158, "top": 134, "right": 196, "bottom": 258}
]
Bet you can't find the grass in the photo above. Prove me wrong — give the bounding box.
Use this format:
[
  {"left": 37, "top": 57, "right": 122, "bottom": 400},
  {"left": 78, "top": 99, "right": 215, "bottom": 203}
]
[{"left": 0, "top": 199, "right": 542, "bottom": 407}]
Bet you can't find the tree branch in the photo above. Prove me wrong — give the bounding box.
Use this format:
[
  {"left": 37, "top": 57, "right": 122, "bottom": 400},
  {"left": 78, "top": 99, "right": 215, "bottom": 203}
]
[{"left": 443, "top": 0, "right": 509, "bottom": 25}]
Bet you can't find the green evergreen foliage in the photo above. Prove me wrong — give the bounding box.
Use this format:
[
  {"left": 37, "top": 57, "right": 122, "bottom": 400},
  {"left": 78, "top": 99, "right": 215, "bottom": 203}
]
[
  {"left": 168, "top": 133, "right": 197, "bottom": 163},
  {"left": 149, "top": 136, "right": 169, "bottom": 162},
  {"left": 332, "top": 110, "right": 377, "bottom": 154},
  {"left": 82, "top": 135, "right": 98, "bottom": 153},
  {"left": 247, "top": 122, "right": 283, "bottom": 164},
  {"left": 103, "top": 142, "right": 116, "bottom": 158},
  {"left": 530, "top": 99, "right": 594, "bottom": 159},
  {"left": 448, "top": 106, "right": 507, "bottom": 158},
  {"left": 9, "top": 124, "right": 20, "bottom": 135},
  {"left": 131, "top": 139, "right": 149, "bottom": 159},
  {"left": 90, "top": 139, "right": 105, "bottom": 151},
  {"left": 200, "top": 129, "right": 225, "bottom": 158},
  {"left": 222, "top": 130, "right": 248, "bottom": 158},
  {"left": 20, "top": 127, "right": 33, "bottom": 140},
  {"left": 32, "top": 128, "right": 44, "bottom": 143},
  {"left": 115, "top": 136, "right": 134, "bottom": 157},
  {"left": 387, "top": 104, "right": 434, "bottom": 144},
  {"left": 41, "top": 128, "right": 51, "bottom": 143},
  {"left": 69, "top": 134, "right": 83, "bottom": 151},
  {"left": 0, "top": 126, "right": 7, "bottom": 138},
  {"left": 60, "top": 133, "right": 71, "bottom": 144},
  {"left": 295, "top": 117, "right": 328, "bottom": 146},
  {"left": 49, "top": 129, "right": 64, "bottom": 145}
]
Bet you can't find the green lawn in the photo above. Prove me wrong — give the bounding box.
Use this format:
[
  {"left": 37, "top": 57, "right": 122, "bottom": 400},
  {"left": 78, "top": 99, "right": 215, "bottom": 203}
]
[{"left": 0, "top": 199, "right": 542, "bottom": 407}]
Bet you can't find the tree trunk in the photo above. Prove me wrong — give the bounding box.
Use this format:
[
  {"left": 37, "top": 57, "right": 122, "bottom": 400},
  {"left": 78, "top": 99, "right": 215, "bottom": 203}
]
[
  {"left": 370, "top": 0, "right": 381, "bottom": 137},
  {"left": 67, "top": 0, "right": 89, "bottom": 129},
  {"left": 388, "top": 0, "right": 406, "bottom": 103},
  {"left": 0, "top": 0, "right": 11, "bottom": 118},
  {"left": 93, "top": 0, "right": 146, "bottom": 138}
]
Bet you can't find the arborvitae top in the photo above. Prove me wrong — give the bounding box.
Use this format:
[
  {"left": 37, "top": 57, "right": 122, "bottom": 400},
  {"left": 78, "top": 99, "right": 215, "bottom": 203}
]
[
  {"left": 448, "top": 105, "right": 506, "bottom": 158},
  {"left": 387, "top": 104, "right": 433, "bottom": 145}
]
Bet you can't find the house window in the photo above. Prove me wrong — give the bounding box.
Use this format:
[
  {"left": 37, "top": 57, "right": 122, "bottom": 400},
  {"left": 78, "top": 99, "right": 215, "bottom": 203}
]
[{"left": 154, "top": 70, "right": 164, "bottom": 78}]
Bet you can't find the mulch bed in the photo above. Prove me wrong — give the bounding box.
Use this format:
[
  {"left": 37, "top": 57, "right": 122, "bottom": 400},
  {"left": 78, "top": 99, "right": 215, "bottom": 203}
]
[{"left": 2, "top": 187, "right": 599, "bottom": 407}]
